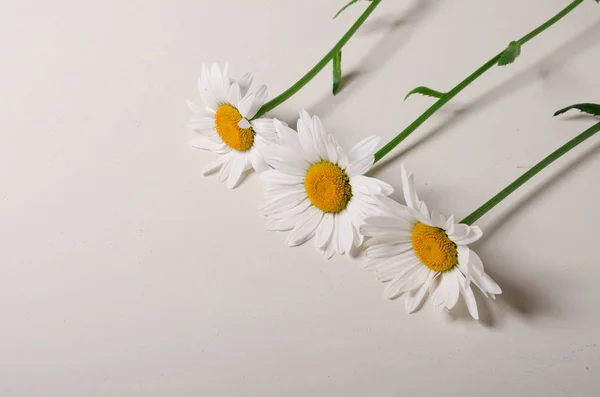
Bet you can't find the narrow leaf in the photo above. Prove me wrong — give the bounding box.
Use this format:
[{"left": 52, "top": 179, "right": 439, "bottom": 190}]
[
  {"left": 404, "top": 86, "right": 446, "bottom": 101},
  {"left": 497, "top": 41, "right": 522, "bottom": 66},
  {"left": 554, "top": 103, "right": 600, "bottom": 117},
  {"left": 332, "top": 51, "right": 343, "bottom": 95},
  {"left": 334, "top": 0, "right": 369, "bottom": 19}
]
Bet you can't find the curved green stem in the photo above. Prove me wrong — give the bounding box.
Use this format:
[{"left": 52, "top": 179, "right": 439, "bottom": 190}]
[
  {"left": 374, "top": 0, "right": 585, "bottom": 163},
  {"left": 461, "top": 121, "right": 600, "bottom": 225},
  {"left": 253, "top": 0, "right": 382, "bottom": 119}
]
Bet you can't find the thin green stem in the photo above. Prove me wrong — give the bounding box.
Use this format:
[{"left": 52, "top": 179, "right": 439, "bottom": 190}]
[
  {"left": 461, "top": 121, "right": 600, "bottom": 225},
  {"left": 517, "top": 0, "right": 584, "bottom": 45},
  {"left": 374, "top": 0, "right": 585, "bottom": 163},
  {"left": 374, "top": 54, "right": 501, "bottom": 162},
  {"left": 254, "top": 0, "right": 382, "bottom": 119}
]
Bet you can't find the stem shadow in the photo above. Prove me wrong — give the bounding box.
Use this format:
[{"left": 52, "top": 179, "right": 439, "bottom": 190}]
[
  {"left": 478, "top": 140, "right": 600, "bottom": 245},
  {"left": 371, "top": 20, "right": 600, "bottom": 173},
  {"left": 307, "top": 0, "right": 439, "bottom": 116}
]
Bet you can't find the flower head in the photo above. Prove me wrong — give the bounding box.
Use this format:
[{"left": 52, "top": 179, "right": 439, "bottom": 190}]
[
  {"left": 360, "top": 166, "right": 501, "bottom": 319},
  {"left": 260, "top": 110, "right": 393, "bottom": 258},
  {"left": 187, "top": 63, "right": 276, "bottom": 189}
]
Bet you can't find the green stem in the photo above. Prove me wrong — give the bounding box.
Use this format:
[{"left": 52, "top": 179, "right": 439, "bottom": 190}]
[
  {"left": 374, "top": 0, "right": 585, "bottom": 163},
  {"left": 517, "top": 0, "right": 584, "bottom": 46},
  {"left": 253, "top": 0, "right": 382, "bottom": 119},
  {"left": 461, "top": 121, "right": 600, "bottom": 225}
]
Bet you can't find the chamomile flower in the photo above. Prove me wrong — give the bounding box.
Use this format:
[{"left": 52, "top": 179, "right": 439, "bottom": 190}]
[
  {"left": 360, "top": 166, "right": 501, "bottom": 320},
  {"left": 260, "top": 110, "right": 393, "bottom": 258},
  {"left": 187, "top": 63, "right": 276, "bottom": 189}
]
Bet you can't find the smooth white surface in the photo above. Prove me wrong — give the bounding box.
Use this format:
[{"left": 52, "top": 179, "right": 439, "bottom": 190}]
[{"left": 1, "top": 1, "right": 600, "bottom": 396}]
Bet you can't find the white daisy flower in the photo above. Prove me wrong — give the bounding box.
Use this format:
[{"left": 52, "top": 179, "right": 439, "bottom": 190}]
[
  {"left": 260, "top": 110, "right": 393, "bottom": 258},
  {"left": 359, "top": 166, "right": 501, "bottom": 320},
  {"left": 187, "top": 63, "right": 277, "bottom": 189}
]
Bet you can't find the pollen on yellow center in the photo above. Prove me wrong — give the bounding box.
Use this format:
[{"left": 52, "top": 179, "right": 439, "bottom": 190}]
[
  {"left": 304, "top": 161, "right": 352, "bottom": 213},
  {"left": 411, "top": 222, "right": 458, "bottom": 272},
  {"left": 214, "top": 104, "right": 255, "bottom": 151}
]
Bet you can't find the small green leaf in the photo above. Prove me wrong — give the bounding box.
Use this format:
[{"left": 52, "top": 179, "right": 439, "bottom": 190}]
[
  {"left": 554, "top": 103, "right": 600, "bottom": 117},
  {"left": 333, "top": 0, "right": 369, "bottom": 19},
  {"left": 404, "top": 86, "right": 446, "bottom": 101},
  {"left": 497, "top": 41, "right": 522, "bottom": 66},
  {"left": 332, "top": 51, "right": 343, "bottom": 95}
]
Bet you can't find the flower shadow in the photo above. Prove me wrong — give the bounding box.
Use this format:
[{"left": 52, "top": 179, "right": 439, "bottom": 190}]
[
  {"left": 307, "top": 0, "right": 439, "bottom": 116},
  {"left": 371, "top": 20, "right": 600, "bottom": 173}
]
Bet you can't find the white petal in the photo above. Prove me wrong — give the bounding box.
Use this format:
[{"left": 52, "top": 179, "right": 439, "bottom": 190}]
[
  {"left": 346, "top": 155, "right": 374, "bottom": 177},
  {"left": 186, "top": 99, "right": 203, "bottom": 114},
  {"left": 251, "top": 118, "right": 277, "bottom": 137},
  {"left": 376, "top": 256, "right": 421, "bottom": 282},
  {"left": 325, "top": 135, "right": 339, "bottom": 164},
  {"left": 385, "top": 265, "right": 430, "bottom": 299},
  {"left": 430, "top": 210, "right": 447, "bottom": 229},
  {"left": 188, "top": 116, "right": 216, "bottom": 131},
  {"left": 405, "top": 270, "right": 435, "bottom": 313},
  {"left": 444, "top": 270, "right": 461, "bottom": 310},
  {"left": 400, "top": 165, "right": 421, "bottom": 211},
  {"left": 238, "top": 118, "right": 251, "bottom": 129},
  {"left": 228, "top": 83, "right": 242, "bottom": 107},
  {"left": 457, "top": 245, "right": 471, "bottom": 282},
  {"left": 366, "top": 243, "right": 413, "bottom": 259},
  {"left": 471, "top": 270, "right": 502, "bottom": 296},
  {"left": 321, "top": 214, "right": 338, "bottom": 259},
  {"left": 337, "top": 211, "right": 354, "bottom": 254},
  {"left": 218, "top": 157, "right": 232, "bottom": 182},
  {"left": 250, "top": 149, "right": 271, "bottom": 173},
  {"left": 237, "top": 73, "right": 253, "bottom": 97},
  {"left": 361, "top": 255, "right": 392, "bottom": 271},
  {"left": 189, "top": 138, "right": 217, "bottom": 151},
  {"left": 351, "top": 176, "right": 394, "bottom": 196},
  {"left": 261, "top": 170, "right": 304, "bottom": 185},
  {"left": 310, "top": 118, "right": 329, "bottom": 159},
  {"left": 364, "top": 233, "right": 411, "bottom": 248},
  {"left": 449, "top": 225, "right": 483, "bottom": 245},
  {"left": 286, "top": 208, "right": 323, "bottom": 247},
  {"left": 467, "top": 249, "right": 484, "bottom": 276},
  {"left": 333, "top": 212, "right": 345, "bottom": 255},
  {"left": 265, "top": 201, "right": 312, "bottom": 231},
  {"left": 297, "top": 118, "right": 320, "bottom": 163},
  {"left": 444, "top": 215, "right": 456, "bottom": 231},
  {"left": 209, "top": 63, "right": 228, "bottom": 104},
  {"left": 431, "top": 271, "right": 459, "bottom": 312},
  {"left": 237, "top": 92, "right": 256, "bottom": 119},
  {"left": 456, "top": 271, "right": 479, "bottom": 320},
  {"left": 346, "top": 201, "right": 365, "bottom": 247},
  {"left": 347, "top": 135, "right": 380, "bottom": 163},
  {"left": 260, "top": 191, "right": 307, "bottom": 216},
  {"left": 226, "top": 155, "right": 247, "bottom": 189},
  {"left": 199, "top": 65, "right": 220, "bottom": 110},
  {"left": 269, "top": 159, "right": 308, "bottom": 176},
  {"left": 360, "top": 216, "right": 413, "bottom": 237},
  {"left": 336, "top": 146, "right": 349, "bottom": 169},
  {"left": 315, "top": 213, "right": 334, "bottom": 249},
  {"left": 245, "top": 85, "right": 268, "bottom": 119},
  {"left": 201, "top": 157, "right": 225, "bottom": 175}
]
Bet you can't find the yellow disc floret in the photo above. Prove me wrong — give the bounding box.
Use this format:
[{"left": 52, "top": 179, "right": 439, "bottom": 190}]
[
  {"left": 214, "top": 104, "right": 255, "bottom": 151},
  {"left": 304, "top": 161, "right": 352, "bottom": 213},
  {"left": 411, "top": 223, "right": 458, "bottom": 272}
]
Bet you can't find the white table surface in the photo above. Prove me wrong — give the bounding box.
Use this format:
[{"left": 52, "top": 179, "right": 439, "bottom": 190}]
[{"left": 2, "top": 0, "right": 600, "bottom": 396}]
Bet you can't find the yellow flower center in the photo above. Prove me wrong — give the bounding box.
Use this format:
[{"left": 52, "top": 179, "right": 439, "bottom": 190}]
[
  {"left": 411, "top": 223, "right": 458, "bottom": 272},
  {"left": 304, "top": 161, "right": 352, "bottom": 213},
  {"left": 214, "top": 104, "right": 255, "bottom": 151}
]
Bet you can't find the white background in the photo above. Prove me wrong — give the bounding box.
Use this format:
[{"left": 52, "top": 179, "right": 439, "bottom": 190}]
[{"left": 1, "top": 0, "right": 600, "bottom": 396}]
